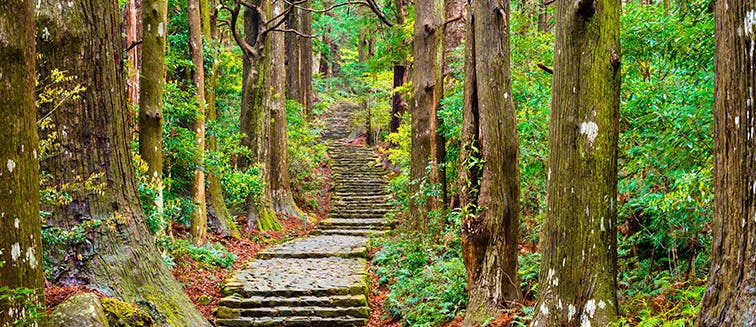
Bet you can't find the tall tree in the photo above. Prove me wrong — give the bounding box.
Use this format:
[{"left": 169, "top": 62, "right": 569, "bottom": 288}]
[
  {"left": 531, "top": 0, "right": 621, "bottom": 325},
  {"left": 458, "top": 0, "right": 521, "bottom": 325},
  {"left": 299, "top": 1, "right": 314, "bottom": 115},
  {"left": 408, "top": 0, "right": 445, "bottom": 230},
  {"left": 268, "top": 0, "right": 306, "bottom": 221},
  {"left": 0, "top": 2, "right": 43, "bottom": 324},
  {"left": 389, "top": 0, "right": 408, "bottom": 135},
  {"left": 286, "top": 7, "right": 301, "bottom": 103},
  {"left": 188, "top": 0, "right": 208, "bottom": 244},
  {"left": 236, "top": 3, "right": 282, "bottom": 231},
  {"left": 698, "top": 1, "right": 756, "bottom": 325},
  {"left": 124, "top": 0, "right": 142, "bottom": 106},
  {"left": 202, "top": 0, "right": 241, "bottom": 238},
  {"left": 139, "top": 0, "right": 168, "bottom": 226},
  {"left": 36, "top": 0, "right": 210, "bottom": 325}
]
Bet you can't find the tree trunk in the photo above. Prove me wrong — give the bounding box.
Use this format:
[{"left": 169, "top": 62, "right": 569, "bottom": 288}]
[
  {"left": 240, "top": 6, "right": 281, "bottom": 231},
  {"left": 531, "top": 0, "right": 621, "bottom": 325},
  {"left": 138, "top": 0, "right": 168, "bottom": 232},
  {"left": 267, "top": 0, "right": 306, "bottom": 222},
  {"left": 124, "top": 0, "right": 142, "bottom": 107},
  {"left": 299, "top": 0, "right": 314, "bottom": 115},
  {"left": 286, "top": 8, "right": 301, "bottom": 102},
  {"left": 35, "top": 1, "right": 210, "bottom": 325},
  {"left": 409, "top": 0, "right": 444, "bottom": 231},
  {"left": 389, "top": 64, "right": 408, "bottom": 134},
  {"left": 458, "top": 1, "right": 521, "bottom": 325},
  {"left": 697, "top": 1, "right": 756, "bottom": 325},
  {"left": 202, "top": 0, "right": 240, "bottom": 238},
  {"left": 0, "top": 2, "right": 43, "bottom": 324},
  {"left": 444, "top": 0, "right": 466, "bottom": 52},
  {"left": 187, "top": 0, "right": 208, "bottom": 244}
]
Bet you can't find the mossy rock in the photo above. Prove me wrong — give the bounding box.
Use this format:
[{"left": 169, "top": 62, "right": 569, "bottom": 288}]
[
  {"left": 101, "top": 298, "right": 155, "bottom": 327},
  {"left": 48, "top": 292, "right": 110, "bottom": 327}
]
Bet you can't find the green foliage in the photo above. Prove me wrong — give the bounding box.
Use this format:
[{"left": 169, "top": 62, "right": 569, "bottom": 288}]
[
  {"left": 159, "top": 237, "right": 237, "bottom": 269},
  {"left": 617, "top": 2, "right": 715, "bottom": 283},
  {"left": 286, "top": 100, "right": 329, "bottom": 212},
  {"left": 373, "top": 236, "right": 468, "bottom": 326},
  {"left": 0, "top": 286, "right": 45, "bottom": 327}
]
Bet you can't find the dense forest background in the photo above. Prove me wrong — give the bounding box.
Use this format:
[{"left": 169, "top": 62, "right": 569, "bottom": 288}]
[{"left": 2, "top": 0, "right": 751, "bottom": 325}]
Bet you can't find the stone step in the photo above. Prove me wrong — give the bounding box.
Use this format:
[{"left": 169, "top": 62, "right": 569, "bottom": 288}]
[
  {"left": 219, "top": 294, "right": 367, "bottom": 309},
  {"left": 320, "top": 218, "right": 390, "bottom": 228},
  {"left": 257, "top": 235, "right": 369, "bottom": 259},
  {"left": 218, "top": 305, "right": 369, "bottom": 319},
  {"left": 217, "top": 316, "right": 367, "bottom": 327},
  {"left": 319, "top": 229, "right": 388, "bottom": 237},
  {"left": 223, "top": 258, "right": 369, "bottom": 298},
  {"left": 330, "top": 209, "right": 389, "bottom": 215}
]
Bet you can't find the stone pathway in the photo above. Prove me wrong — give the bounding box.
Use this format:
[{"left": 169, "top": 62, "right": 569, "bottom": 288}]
[{"left": 217, "top": 105, "right": 390, "bottom": 327}]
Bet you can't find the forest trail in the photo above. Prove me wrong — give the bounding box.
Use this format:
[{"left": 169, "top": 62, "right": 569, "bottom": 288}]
[{"left": 215, "top": 103, "right": 391, "bottom": 326}]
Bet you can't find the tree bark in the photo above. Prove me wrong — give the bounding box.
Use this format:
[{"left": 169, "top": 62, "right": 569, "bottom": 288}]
[
  {"left": 138, "top": 0, "right": 168, "bottom": 231},
  {"left": 531, "top": 0, "right": 621, "bottom": 325},
  {"left": 0, "top": 2, "right": 43, "bottom": 324},
  {"left": 187, "top": 0, "right": 208, "bottom": 244},
  {"left": 409, "top": 0, "right": 445, "bottom": 231},
  {"left": 202, "top": 0, "right": 240, "bottom": 238},
  {"left": 697, "top": 1, "right": 756, "bottom": 325},
  {"left": 35, "top": 1, "right": 210, "bottom": 325},
  {"left": 268, "top": 0, "right": 306, "bottom": 222},
  {"left": 458, "top": 1, "right": 521, "bottom": 325},
  {"left": 389, "top": 64, "right": 408, "bottom": 134},
  {"left": 239, "top": 5, "right": 281, "bottom": 231},
  {"left": 286, "top": 7, "right": 301, "bottom": 102},
  {"left": 299, "top": 0, "right": 314, "bottom": 115},
  {"left": 124, "top": 0, "right": 142, "bottom": 107}
]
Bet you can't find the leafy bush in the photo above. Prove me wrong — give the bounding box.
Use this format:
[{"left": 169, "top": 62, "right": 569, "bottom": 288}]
[
  {"left": 159, "top": 237, "right": 237, "bottom": 269},
  {"left": 373, "top": 236, "right": 468, "bottom": 326}
]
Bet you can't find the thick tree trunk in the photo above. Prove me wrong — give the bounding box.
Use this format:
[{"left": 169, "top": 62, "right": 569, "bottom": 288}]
[
  {"left": 124, "top": 0, "right": 142, "bottom": 107},
  {"left": 240, "top": 6, "right": 281, "bottom": 231},
  {"left": 35, "top": 1, "right": 210, "bottom": 325},
  {"left": 531, "top": 0, "right": 621, "bottom": 325},
  {"left": 299, "top": 0, "right": 314, "bottom": 115},
  {"left": 268, "top": 0, "right": 306, "bottom": 222},
  {"left": 444, "top": 0, "right": 466, "bottom": 52},
  {"left": 138, "top": 0, "right": 168, "bottom": 230},
  {"left": 202, "top": 0, "right": 240, "bottom": 238},
  {"left": 187, "top": 0, "right": 208, "bottom": 244},
  {"left": 0, "top": 2, "right": 43, "bottom": 324},
  {"left": 409, "top": 0, "right": 444, "bottom": 231},
  {"left": 458, "top": 1, "right": 521, "bottom": 325},
  {"left": 698, "top": 1, "right": 756, "bottom": 325}
]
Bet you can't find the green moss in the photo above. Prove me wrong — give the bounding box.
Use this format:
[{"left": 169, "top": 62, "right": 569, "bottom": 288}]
[
  {"left": 101, "top": 298, "right": 155, "bottom": 327},
  {"left": 257, "top": 207, "right": 282, "bottom": 231}
]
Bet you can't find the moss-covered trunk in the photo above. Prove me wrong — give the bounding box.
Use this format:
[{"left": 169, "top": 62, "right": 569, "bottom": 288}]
[
  {"left": 239, "top": 5, "right": 281, "bottom": 231},
  {"left": 187, "top": 0, "right": 208, "bottom": 244},
  {"left": 36, "top": 1, "right": 210, "bottom": 325},
  {"left": 0, "top": 2, "right": 43, "bottom": 324},
  {"left": 409, "top": 0, "right": 445, "bottom": 231},
  {"left": 458, "top": 1, "right": 521, "bottom": 325},
  {"left": 138, "top": 0, "right": 167, "bottom": 231},
  {"left": 268, "top": 0, "right": 306, "bottom": 222},
  {"left": 531, "top": 0, "right": 621, "bottom": 325},
  {"left": 698, "top": 1, "right": 756, "bottom": 325}
]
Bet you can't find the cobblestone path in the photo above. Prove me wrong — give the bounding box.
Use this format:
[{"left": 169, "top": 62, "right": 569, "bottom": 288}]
[{"left": 217, "top": 106, "right": 390, "bottom": 326}]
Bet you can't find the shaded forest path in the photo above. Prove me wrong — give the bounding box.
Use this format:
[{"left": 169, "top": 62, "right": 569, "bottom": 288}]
[{"left": 216, "top": 103, "right": 391, "bottom": 326}]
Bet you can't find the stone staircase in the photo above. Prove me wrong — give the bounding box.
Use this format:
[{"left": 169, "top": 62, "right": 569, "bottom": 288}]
[{"left": 216, "top": 105, "right": 391, "bottom": 327}]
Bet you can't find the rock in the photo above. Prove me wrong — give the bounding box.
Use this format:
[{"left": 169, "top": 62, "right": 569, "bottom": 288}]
[{"left": 47, "top": 293, "right": 110, "bottom": 327}]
